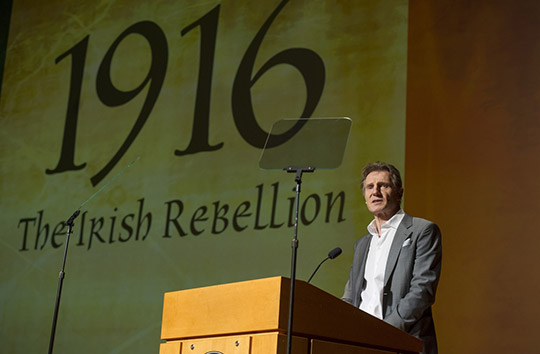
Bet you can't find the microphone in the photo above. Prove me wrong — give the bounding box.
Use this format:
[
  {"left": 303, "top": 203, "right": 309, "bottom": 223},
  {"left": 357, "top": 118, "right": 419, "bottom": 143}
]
[
  {"left": 307, "top": 247, "right": 342, "bottom": 283},
  {"left": 328, "top": 247, "right": 342, "bottom": 259}
]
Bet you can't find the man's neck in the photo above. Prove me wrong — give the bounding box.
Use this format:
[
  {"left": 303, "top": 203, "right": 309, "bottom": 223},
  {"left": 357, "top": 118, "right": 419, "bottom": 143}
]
[{"left": 373, "top": 208, "right": 401, "bottom": 236}]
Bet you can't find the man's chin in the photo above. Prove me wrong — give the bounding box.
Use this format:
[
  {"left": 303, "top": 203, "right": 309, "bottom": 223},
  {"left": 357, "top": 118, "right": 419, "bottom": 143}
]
[{"left": 367, "top": 206, "right": 385, "bottom": 214}]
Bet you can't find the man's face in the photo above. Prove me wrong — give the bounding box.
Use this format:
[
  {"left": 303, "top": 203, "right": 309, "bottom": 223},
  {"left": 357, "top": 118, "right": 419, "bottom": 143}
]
[{"left": 363, "top": 170, "right": 403, "bottom": 219}]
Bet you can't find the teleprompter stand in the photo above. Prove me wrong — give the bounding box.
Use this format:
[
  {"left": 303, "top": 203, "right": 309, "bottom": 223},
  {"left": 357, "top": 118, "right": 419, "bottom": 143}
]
[
  {"left": 259, "top": 117, "right": 351, "bottom": 354},
  {"left": 47, "top": 157, "right": 139, "bottom": 354}
]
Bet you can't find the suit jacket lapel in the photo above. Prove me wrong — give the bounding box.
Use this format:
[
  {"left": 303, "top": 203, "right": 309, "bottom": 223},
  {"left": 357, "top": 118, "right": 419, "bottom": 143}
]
[
  {"left": 384, "top": 213, "right": 413, "bottom": 286},
  {"left": 355, "top": 234, "right": 372, "bottom": 306},
  {"left": 358, "top": 234, "right": 371, "bottom": 276}
]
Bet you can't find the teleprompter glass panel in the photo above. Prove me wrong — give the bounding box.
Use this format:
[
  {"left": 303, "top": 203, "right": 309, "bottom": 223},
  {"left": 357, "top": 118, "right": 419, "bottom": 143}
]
[{"left": 259, "top": 117, "right": 352, "bottom": 170}]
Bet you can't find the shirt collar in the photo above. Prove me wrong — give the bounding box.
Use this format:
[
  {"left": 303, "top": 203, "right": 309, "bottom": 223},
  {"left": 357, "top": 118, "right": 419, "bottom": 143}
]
[{"left": 367, "top": 209, "right": 405, "bottom": 235}]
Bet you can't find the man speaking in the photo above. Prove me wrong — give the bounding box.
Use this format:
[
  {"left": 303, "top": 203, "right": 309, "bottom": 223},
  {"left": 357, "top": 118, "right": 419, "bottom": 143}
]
[{"left": 342, "top": 162, "right": 442, "bottom": 354}]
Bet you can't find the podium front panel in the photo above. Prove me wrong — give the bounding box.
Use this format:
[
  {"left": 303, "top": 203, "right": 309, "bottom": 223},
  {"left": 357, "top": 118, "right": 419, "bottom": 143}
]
[
  {"left": 158, "top": 333, "right": 308, "bottom": 354},
  {"left": 180, "top": 335, "right": 251, "bottom": 354}
]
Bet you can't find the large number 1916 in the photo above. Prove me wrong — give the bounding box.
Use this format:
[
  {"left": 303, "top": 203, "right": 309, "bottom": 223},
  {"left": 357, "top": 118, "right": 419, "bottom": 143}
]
[{"left": 46, "top": 0, "right": 325, "bottom": 186}]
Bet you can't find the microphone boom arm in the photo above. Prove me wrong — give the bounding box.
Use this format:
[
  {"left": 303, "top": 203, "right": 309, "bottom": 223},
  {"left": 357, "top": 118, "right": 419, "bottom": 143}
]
[{"left": 307, "top": 247, "right": 342, "bottom": 283}]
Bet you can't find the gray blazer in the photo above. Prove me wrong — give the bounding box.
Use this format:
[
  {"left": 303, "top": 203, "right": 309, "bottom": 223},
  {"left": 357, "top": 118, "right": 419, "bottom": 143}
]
[{"left": 342, "top": 213, "right": 442, "bottom": 354}]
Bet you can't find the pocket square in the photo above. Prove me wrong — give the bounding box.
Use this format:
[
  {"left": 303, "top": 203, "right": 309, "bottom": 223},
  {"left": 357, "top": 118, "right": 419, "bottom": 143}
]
[{"left": 402, "top": 238, "right": 412, "bottom": 247}]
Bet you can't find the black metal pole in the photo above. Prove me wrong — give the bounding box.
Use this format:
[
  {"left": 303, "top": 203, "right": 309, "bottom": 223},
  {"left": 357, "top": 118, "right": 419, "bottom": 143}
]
[
  {"left": 48, "top": 210, "right": 79, "bottom": 354},
  {"left": 45, "top": 158, "right": 137, "bottom": 354},
  {"left": 285, "top": 167, "right": 314, "bottom": 354}
]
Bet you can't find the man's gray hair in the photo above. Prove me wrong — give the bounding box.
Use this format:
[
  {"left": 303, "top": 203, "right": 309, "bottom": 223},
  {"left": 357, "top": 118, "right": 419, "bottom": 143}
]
[{"left": 360, "top": 161, "right": 403, "bottom": 192}]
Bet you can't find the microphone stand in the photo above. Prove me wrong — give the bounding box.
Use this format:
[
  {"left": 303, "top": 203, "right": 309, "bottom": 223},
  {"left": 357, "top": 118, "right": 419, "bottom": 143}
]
[
  {"left": 284, "top": 166, "right": 314, "bottom": 354},
  {"left": 48, "top": 209, "right": 80, "bottom": 354}
]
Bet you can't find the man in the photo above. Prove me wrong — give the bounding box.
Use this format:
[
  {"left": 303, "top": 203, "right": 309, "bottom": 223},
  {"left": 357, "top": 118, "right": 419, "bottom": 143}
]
[{"left": 342, "top": 162, "right": 442, "bottom": 354}]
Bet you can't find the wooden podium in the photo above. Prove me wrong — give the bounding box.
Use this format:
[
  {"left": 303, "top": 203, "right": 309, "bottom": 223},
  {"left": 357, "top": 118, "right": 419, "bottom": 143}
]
[{"left": 159, "top": 276, "right": 422, "bottom": 354}]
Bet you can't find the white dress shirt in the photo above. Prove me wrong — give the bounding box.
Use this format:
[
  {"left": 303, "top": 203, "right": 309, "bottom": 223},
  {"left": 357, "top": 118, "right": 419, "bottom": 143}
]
[{"left": 359, "top": 209, "right": 405, "bottom": 319}]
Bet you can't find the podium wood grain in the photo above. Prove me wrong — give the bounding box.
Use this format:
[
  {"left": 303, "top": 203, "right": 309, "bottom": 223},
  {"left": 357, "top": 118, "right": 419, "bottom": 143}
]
[{"left": 160, "top": 277, "right": 422, "bottom": 354}]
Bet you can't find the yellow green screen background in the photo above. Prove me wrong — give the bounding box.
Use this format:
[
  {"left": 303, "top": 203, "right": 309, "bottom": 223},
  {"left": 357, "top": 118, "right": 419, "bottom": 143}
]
[
  {"left": 2, "top": 1, "right": 538, "bottom": 354},
  {"left": 1, "top": 1, "right": 407, "bottom": 353}
]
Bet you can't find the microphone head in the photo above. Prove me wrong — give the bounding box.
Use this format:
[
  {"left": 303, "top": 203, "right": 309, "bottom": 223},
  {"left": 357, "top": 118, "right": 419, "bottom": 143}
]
[{"left": 328, "top": 247, "right": 342, "bottom": 260}]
